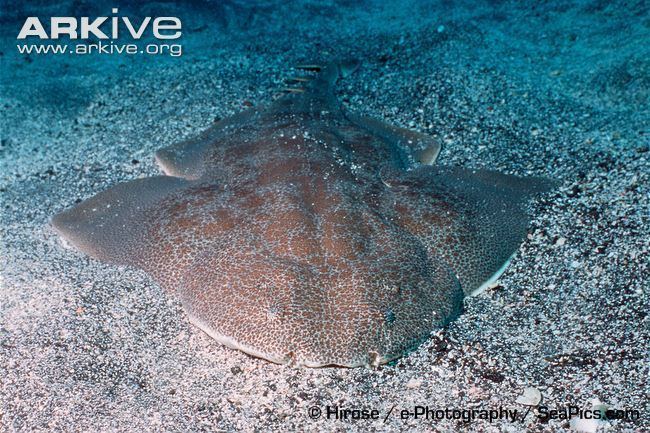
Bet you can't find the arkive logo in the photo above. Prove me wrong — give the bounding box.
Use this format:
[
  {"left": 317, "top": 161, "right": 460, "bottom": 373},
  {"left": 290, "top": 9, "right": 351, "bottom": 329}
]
[
  {"left": 17, "top": 8, "right": 181, "bottom": 40},
  {"left": 16, "top": 8, "right": 183, "bottom": 57}
]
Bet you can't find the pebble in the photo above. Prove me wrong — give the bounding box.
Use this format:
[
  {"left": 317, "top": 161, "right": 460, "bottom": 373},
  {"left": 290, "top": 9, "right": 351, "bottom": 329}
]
[
  {"left": 515, "top": 387, "right": 542, "bottom": 406},
  {"left": 405, "top": 377, "right": 423, "bottom": 389}
]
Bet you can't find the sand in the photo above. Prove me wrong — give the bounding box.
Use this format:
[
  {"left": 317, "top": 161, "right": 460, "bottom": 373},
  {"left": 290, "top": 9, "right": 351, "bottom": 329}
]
[{"left": 1, "top": 1, "right": 648, "bottom": 431}]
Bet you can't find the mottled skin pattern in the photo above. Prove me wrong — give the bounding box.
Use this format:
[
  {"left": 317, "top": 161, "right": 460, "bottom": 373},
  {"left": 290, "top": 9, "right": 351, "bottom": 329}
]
[{"left": 52, "top": 61, "right": 552, "bottom": 367}]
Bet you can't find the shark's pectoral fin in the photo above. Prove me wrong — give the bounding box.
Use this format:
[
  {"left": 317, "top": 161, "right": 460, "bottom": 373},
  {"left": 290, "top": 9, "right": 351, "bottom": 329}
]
[
  {"left": 390, "top": 166, "right": 555, "bottom": 295},
  {"left": 50, "top": 176, "right": 192, "bottom": 266},
  {"left": 345, "top": 113, "right": 442, "bottom": 165}
]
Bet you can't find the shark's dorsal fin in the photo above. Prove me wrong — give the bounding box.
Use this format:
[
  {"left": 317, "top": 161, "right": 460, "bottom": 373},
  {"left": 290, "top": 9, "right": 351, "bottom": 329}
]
[{"left": 271, "top": 60, "right": 360, "bottom": 115}]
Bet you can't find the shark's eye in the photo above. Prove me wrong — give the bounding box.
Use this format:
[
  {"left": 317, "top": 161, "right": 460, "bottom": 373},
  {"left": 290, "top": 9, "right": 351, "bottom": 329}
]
[
  {"left": 266, "top": 305, "right": 281, "bottom": 320},
  {"left": 384, "top": 308, "right": 396, "bottom": 324}
]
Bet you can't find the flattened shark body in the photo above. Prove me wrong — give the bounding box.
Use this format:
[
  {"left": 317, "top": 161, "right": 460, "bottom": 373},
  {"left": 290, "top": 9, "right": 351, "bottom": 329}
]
[{"left": 52, "top": 61, "right": 553, "bottom": 367}]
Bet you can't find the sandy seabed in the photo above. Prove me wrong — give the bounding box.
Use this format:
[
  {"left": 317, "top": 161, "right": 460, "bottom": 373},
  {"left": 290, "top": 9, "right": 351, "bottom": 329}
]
[{"left": 1, "top": 1, "right": 648, "bottom": 432}]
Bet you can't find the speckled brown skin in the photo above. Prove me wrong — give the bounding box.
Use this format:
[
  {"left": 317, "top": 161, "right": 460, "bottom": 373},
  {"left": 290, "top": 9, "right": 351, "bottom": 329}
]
[{"left": 51, "top": 62, "right": 551, "bottom": 367}]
